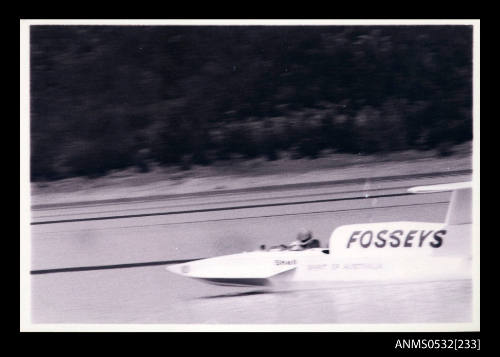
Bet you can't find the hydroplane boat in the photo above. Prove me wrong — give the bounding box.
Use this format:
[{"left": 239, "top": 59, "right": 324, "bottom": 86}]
[{"left": 166, "top": 182, "right": 473, "bottom": 287}]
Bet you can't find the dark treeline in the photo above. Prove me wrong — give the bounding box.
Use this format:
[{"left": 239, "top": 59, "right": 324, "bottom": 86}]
[{"left": 30, "top": 26, "right": 472, "bottom": 181}]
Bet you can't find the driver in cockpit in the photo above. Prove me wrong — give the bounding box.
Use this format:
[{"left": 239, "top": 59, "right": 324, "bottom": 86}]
[{"left": 289, "top": 228, "right": 320, "bottom": 250}]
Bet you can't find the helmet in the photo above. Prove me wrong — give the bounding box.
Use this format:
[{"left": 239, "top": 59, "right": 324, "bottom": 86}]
[{"left": 297, "top": 228, "right": 312, "bottom": 242}]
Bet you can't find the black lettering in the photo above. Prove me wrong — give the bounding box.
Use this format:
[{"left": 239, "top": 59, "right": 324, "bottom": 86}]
[
  {"left": 404, "top": 230, "right": 417, "bottom": 247},
  {"left": 375, "top": 230, "right": 388, "bottom": 248},
  {"left": 430, "top": 230, "right": 446, "bottom": 248},
  {"left": 275, "top": 260, "right": 297, "bottom": 265},
  {"left": 347, "top": 231, "right": 361, "bottom": 248},
  {"left": 359, "top": 231, "right": 373, "bottom": 248},
  {"left": 418, "top": 230, "right": 433, "bottom": 247},
  {"left": 389, "top": 230, "right": 403, "bottom": 247}
]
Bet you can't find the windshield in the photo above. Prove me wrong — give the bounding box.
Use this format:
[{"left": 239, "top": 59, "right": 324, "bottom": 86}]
[{"left": 266, "top": 244, "right": 313, "bottom": 252}]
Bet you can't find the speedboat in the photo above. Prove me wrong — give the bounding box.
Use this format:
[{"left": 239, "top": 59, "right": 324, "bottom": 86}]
[{"left": 166, "top": 182, "right": 473, "bottom": 287}]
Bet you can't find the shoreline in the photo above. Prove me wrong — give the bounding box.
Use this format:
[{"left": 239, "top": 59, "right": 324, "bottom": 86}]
[{"left": 31, "top": 142, "right": 472, "bottom": 207}]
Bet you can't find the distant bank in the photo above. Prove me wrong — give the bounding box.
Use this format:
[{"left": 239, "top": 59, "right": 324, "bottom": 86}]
[{"left": 31, "top": 142, "right": 472, "bottom": 208}]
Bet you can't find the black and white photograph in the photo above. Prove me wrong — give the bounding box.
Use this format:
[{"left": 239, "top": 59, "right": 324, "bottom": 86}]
[{"left": 20, "top": 19, "right": 479, "bottom": 331}]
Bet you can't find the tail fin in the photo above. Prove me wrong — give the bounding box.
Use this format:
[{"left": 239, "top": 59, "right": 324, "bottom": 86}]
[{"left": 408, "top": 182, "right": 472, "bottom": 225}]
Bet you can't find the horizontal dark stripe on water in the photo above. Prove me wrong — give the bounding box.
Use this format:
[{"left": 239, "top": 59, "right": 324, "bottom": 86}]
[
  {"left": 31, "top": 192, "right": 417, "bottom": 225},
  {"left": 30, "top": 258, "right": 202, "bottom": 275}
]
